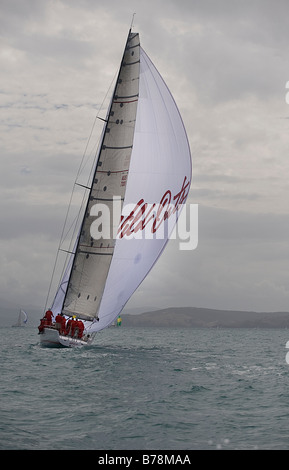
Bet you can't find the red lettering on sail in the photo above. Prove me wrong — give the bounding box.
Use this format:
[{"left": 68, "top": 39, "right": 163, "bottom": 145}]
[{"left": 117, "top": 176, "right": 190, "bottom": 239}]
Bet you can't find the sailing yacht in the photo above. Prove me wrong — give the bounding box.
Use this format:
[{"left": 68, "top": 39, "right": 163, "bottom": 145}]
[
  {"left": 12, "top": 309, "right": 28, "bottom": 327},
  {"left": 39, "top": 28, "right": 192, "bottom": 348}
]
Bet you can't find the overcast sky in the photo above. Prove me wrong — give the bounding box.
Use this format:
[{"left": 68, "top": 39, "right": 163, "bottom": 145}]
[{"left": 1, "top": 0, "right": 289, "bottom": 314}]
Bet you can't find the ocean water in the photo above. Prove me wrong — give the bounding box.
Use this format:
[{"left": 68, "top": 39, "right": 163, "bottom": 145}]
[{"left": 1, "top": 325, "right": 289, "bottom": 450}]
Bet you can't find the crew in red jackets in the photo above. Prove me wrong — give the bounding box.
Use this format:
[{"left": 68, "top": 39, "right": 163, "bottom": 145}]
[
  {"left": 77, "top": 319, "right": 84, "bottom": 339},
  {"left": 38, "top": 317, "right": 45, "bottom": 334},
  {"left": 70, "top": 316, "right": 78, "bottom": 338},
  {"left": 55, "top": 313, "right": 62, "bottom": 330},
  {"left": 44, "top": 310, "right": 53, "bottom": 326},
  {"left": 64, "top": 316, "right": 84, "bottom": 339},
  {"left": 55, "top": 313, "right": 66, "bottom": 335},
  {"left": 38, "top": 309, "right": 53, "bottom": 333},
  {"left": 60, "top": 313, "right": 66, "bottom": 334}
]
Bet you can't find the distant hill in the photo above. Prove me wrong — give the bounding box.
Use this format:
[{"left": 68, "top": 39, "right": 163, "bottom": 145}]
[
  {"left": 122, "top": 307, "right": 289, "bottom": 328},
  {"left": 2, "top": 303, "right": 289, "bottom": 329}
]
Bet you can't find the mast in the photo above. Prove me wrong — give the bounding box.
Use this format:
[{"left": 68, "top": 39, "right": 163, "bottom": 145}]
[{"left": 61, "top": 30, "right": 140, "bottom": 321}]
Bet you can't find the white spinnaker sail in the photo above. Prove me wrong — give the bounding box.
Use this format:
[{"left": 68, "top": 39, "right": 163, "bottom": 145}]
[{"left": 89, "top": 47, "right": 192, "bottom": 333}]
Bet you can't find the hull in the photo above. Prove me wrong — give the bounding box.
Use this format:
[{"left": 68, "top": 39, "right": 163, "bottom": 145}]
[{"left": 39, "top": 327, "right": 94, "bottom": 348}]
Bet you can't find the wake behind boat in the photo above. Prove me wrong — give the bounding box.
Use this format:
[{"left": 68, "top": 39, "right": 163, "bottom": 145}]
[{"left": 38, "top": 26, "right": 192, "bottom": 348}]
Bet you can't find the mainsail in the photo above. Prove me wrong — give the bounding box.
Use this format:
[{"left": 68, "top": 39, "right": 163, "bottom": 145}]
[
  {"left": 51, "top": 30, "right": 192, "bottom": 333},
  {"left": 62, "top": 31, "right": 140, "bottom": 322}
]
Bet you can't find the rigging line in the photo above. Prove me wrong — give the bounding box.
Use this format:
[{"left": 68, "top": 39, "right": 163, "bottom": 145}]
[
  {"left": 43, "top": 185, "right": 84, "bottom": 313},
  {"left": 54, "top": 190, "right": 87, "bottom": 294},
  {"left": 76, "top": 69, "right": 119, "bottom": 181},
  {"left": 76, "top": 182, "right": 91, "bottom": 190},
  {"left": 44, "top": 70, "right": 119, "bottom": 312},
  {"left": 59, "top": 249, "right": 75, "bottom": 255}
]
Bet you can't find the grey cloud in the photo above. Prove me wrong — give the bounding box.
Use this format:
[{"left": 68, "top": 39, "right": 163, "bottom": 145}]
[{"left": 129, "top": 204, "right": 289, "bottom": 312}]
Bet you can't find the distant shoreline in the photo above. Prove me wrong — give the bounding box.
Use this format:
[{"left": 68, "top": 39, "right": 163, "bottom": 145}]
[
  {"left": 3, "top": 305, "right": 289, "bottom": 329},
  {"left": 122, "top": 307, "right": 289, "bottom": 328}
]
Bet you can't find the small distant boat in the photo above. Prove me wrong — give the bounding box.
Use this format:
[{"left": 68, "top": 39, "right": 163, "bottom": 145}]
[
  {"left": 38, "top": 26, "right": 191, "bottom": 348},
  {"left": 12, "top": 309, "right": 28, "bottom": 327}
]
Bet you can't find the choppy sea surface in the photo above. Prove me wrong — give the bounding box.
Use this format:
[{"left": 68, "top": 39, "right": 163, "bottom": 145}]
[{"left": 1, "top": 325, "right": 289, "bottom": 450}]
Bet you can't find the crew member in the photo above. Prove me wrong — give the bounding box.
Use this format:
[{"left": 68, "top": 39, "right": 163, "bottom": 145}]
[
  {"left": 38, "top": 318, "right": 45, "bottom": 334},
  {"left": 44, "top": 309, "right": 53, "bottom": 326},
  {"left": 70, "top": 316, "right": 77, "bottom": 338},
  {"left": 77, "top": 319, "right": 84, "bottom": 339},
  {"left": 60, "top": 313, "right": 66, "bottom": 334},
  {"left": 55, "top": 313, "right": 62, "bottom": 331},
  {"left": 55, "top": 313, "right": 66, "bottom": 334},
  {"left": 66, "top": 317, "right": 72, "bottom": 336}
]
